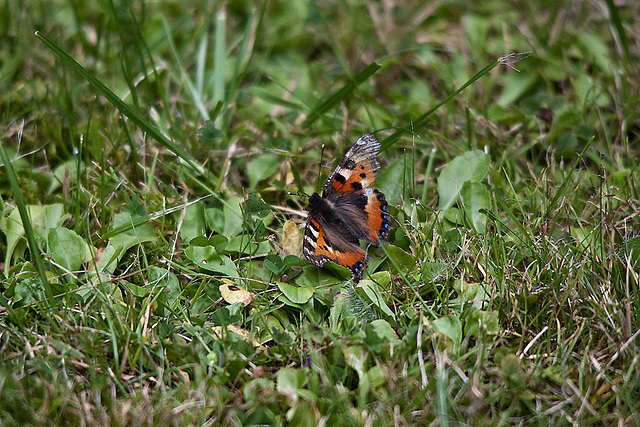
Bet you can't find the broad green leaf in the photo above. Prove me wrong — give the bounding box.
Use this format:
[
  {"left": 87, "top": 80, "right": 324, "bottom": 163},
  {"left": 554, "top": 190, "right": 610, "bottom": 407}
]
[
  {"left": 460, "top": 181, "right": 490, "bottom": 234},
  {"left": 442, "top": 206, "right": 464, "bottom": 226},
  {"left": 247, "top": 154, "right": 281, "bottom": 188},
  {"left": 225, "top": 236, "right": 271, "bottom": 256},
  {"left": 2, "top": 204, "right": 69, "bottom": 275},
  {"left": 96, "top": 242, "right": 121, "bottom": 274},
  {"left": 190, "top": 235, "right": 229, "bottom": 252},
  {"left": 573, "top": 73, "right": 610, "bottom": 107},
  {"left": 376, "top": 154, "right": 410, "bottom": 207},
  {"left": 97, "top": 212, "right": 156, "bottom": 274},
  {"left": 124, "top": 281, "right": 149, "bottom": 298},
  {"left": 430, "top": 315, "right": 462, "bottom": 353},
  {"left": 577, "top": 32, "right": 613, "bottom": 74},
  {"left": 277, "top": 281, "right": 314, "bottom": 304},
  {"left": 185, "top": 245, "right": 238, "bottom": 277},
  {"left": 465, "top": 310, "right": 499, "bottom": 338},
  {"left": 180, "top": 202, "right": 206, "bottom": 244},
  {"left": 48, "top": 227, "right": 91, "bottom": 272},
  {"left": 344, "top": 345, "right": 367, "bottom": 378},
  {"left": 487, "top": 104, "right": 528, "bottom": 125},
  {"left": 108, "top": 212, "right": 156, "bottom": 250},
  {"left": 13, "top": 271, "right": 46, "bottom": 305},
  {"left": 148, "top": 266, "right": 181, "bottom": 311},
  {"left": 205, "top": 207, "right": 225, "bottom": 234},
  {"left": 369, "top": 319, "right": 401, "bottom": 347},
  {"left": 496, "top": 73, "right": 538, "bottom": 107},
  {"left": 357, "top": 275, "right": 395, "bottom": 321},
  {"left": 276, "top": 367, "right": 307, "bottom": 397},
  {"left": 244, "top": 191, "right": 271, "bottom": 231},
  {"left": 223, "top": 196, "right": 244, "bottom": 237},
  {"left": 358, "top": 365, "right": 386, "bottom": 398},
  {"left": 46, "top": 338, "right": 85, "bottom": 358},
  {"left": 438, "top": 151, "right": 490, "bottom": 210},
  {"left": 421, "top": 261, "right": 452, "bottom": 282},
  {"left": 386, "top": 245, "right": 416, "bottom": 274}
]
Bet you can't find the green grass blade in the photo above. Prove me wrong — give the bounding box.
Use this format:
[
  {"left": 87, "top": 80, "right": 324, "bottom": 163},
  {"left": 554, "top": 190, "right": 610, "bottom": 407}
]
[
  {"left": 0, "top": 140, "right": 55, "bottom": 307},
  {"left": 162, "top": 18, "right": 211, "bottom": 121},
  {"left": 604, "top": 0, "right": 629, "bottom": 61},
  {"left": 302, "top": 61, "right": 381, "bottom": 128},
  {"left": 381, "top": 58, "right": 501, "bottom": 150},
  {"left": 35, "top": 31, "right": 203, "bottom": 175},
  {"left": 545, "top": 136, "right": 596, "bottom": 221},
  {"left": 213, "top": 7, "right": 227, "bottom": 128}
]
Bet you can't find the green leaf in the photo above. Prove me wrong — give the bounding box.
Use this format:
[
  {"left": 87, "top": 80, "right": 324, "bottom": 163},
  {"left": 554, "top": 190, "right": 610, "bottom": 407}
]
[
  {"left": 357, "top": 274, "right": 395, "bottom": 321},
  {"left": 430, "top": 315, "right": 462, "bottom": 353},
  {"left": 243, "top": 191, "right": 270, "bottom": 236},
  {"left": 46, "top": 338, "right": 85, "bottom": 358},
  {"left": 148, "top": 266, "right": 181, "bottom": 311},
  {"left": 376, "top": 154, "right": 409, "bottom": 207},
  {"left": 247, "top": 154, "right": 281, "bottom": 188},
  {"left": 465, "top": 310, "right": 499, "bottom": 338},
  {"left": 48, "top": 227, "right": 91, "bottom": 272},
  {"left": 2, "top": 204, "right": 69, "bottom": 275},
  {"left": 276, "top": 367, "right": 309, "bottom": 399},
  {"left": 225, "top": 236, "right": 271, "bottom": 256},
  {"left": 496, "top": 72, "right": 538, "bottom": 107},
  {"left": 442, "top": 206, "right": 464, "bottom": 227},
  {"left": 460, "top": 181, "right": 490, "bottom": 234},
  {"left": 344, "top": 345, "right": 367, "bottom": 378},
  {"left": 180, "top": 202, "right": 206, "bottom": 244},
  {"left": 358, "top": 365, "right": 386, "bottom": 397},
  {"left": 109, "top": 212, "right": 156, "bottom": 249},
  {"left": 223, "top": 196, "right": 244, "bottom": 237},
  {"left": 368, "top": 319, "right": 401, "bottom": 347},
  {"left": 386, "top": 245, "right": 416, "bottom": 274},
  {"left": 124, "top": 281, "right": 149, "bottom": 298},
  {"left": 450, "top": 279, "right": 490, "bottom": 312},
  {"left": 277, "top": 281, "right": 314, "bottom": 304},
  {"left": 97, "top": 212, "right": 156, "bottom": 274},
  {"left": 438, "top": 150, "right": 491, "bottom": 210},
  {"left": 47, "top": 159, "right": 82, "bottom": 195},
  {"left": 185, "top": 245, "right": 239, "bottom": 277}
]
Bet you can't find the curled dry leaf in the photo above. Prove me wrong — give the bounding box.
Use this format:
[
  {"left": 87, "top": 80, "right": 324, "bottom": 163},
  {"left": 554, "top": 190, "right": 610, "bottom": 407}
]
[
  {"left": 220, "top": 279, "right": 256, "bottom": 306},
  {"left": 282, "top": 219, "right": 303, "bottom": 256}
]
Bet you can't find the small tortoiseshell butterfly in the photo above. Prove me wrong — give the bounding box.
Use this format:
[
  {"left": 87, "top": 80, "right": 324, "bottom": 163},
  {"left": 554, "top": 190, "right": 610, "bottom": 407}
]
[{"left": 303, "top": 133, "right": 392, "bottom": 281}]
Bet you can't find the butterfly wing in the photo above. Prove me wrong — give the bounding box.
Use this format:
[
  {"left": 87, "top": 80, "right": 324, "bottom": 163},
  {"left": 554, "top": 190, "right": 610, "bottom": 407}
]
[
  {"left": 322, "top": 133, "right": 380, "bottom": 197},
  {"left": 331, "top": 187, "right": 392, "bottom": 245},
  {"left": 303, "top": 211, "right": 369, "bottom": 280}
]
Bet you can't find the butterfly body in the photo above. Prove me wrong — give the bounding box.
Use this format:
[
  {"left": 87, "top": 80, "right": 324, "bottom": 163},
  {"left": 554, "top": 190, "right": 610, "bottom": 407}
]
[{"left": 303, "top": 133, "right": 392, "bottom": 280}]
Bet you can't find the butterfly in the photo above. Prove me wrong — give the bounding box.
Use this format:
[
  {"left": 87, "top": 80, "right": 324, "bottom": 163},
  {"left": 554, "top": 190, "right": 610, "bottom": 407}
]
[{"left": 303, "top": 133, "right": 392, "bottom": 281}]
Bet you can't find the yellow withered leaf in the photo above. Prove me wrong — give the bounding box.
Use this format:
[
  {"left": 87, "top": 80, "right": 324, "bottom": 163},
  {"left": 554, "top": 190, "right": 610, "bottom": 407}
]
[
  {"left": 220, "top": 279, "right": 256, "bottom": 306},
  {"left": 210, "top": 324, "right": 265, "bottom": 350},
  {"left": 282, "top": 219, "right": 303, "bottom": 256}
]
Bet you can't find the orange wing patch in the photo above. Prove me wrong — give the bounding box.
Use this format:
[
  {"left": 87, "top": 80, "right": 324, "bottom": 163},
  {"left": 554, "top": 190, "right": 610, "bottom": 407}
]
[
  {"left": 330, "top": 160, "right": 378, "bottom": 194},
  {"left": 303, "top": 217, "right": 369, "bottom": 278},
  {"left": 363, "top": 188, "right": 392, "bottom": 243},
  {"left": 323, "top": 133, "right": 381, "bottom": 196}
]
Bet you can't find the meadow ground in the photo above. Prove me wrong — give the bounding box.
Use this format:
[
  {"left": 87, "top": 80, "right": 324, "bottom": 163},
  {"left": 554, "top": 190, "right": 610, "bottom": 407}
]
[{"left": 1, "top": 1, "right": 639, "bottom": 425}]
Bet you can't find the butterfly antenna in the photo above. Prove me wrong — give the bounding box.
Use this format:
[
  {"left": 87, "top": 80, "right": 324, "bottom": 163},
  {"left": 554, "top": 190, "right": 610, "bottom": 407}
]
[{"left": 314, "top": 144, "right": 326, "bottom": 193}]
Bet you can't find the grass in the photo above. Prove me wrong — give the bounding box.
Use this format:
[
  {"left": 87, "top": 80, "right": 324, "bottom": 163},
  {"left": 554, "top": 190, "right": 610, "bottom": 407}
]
[{"left": 1, "top": 0, "right": 639, "bottom": 425}]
